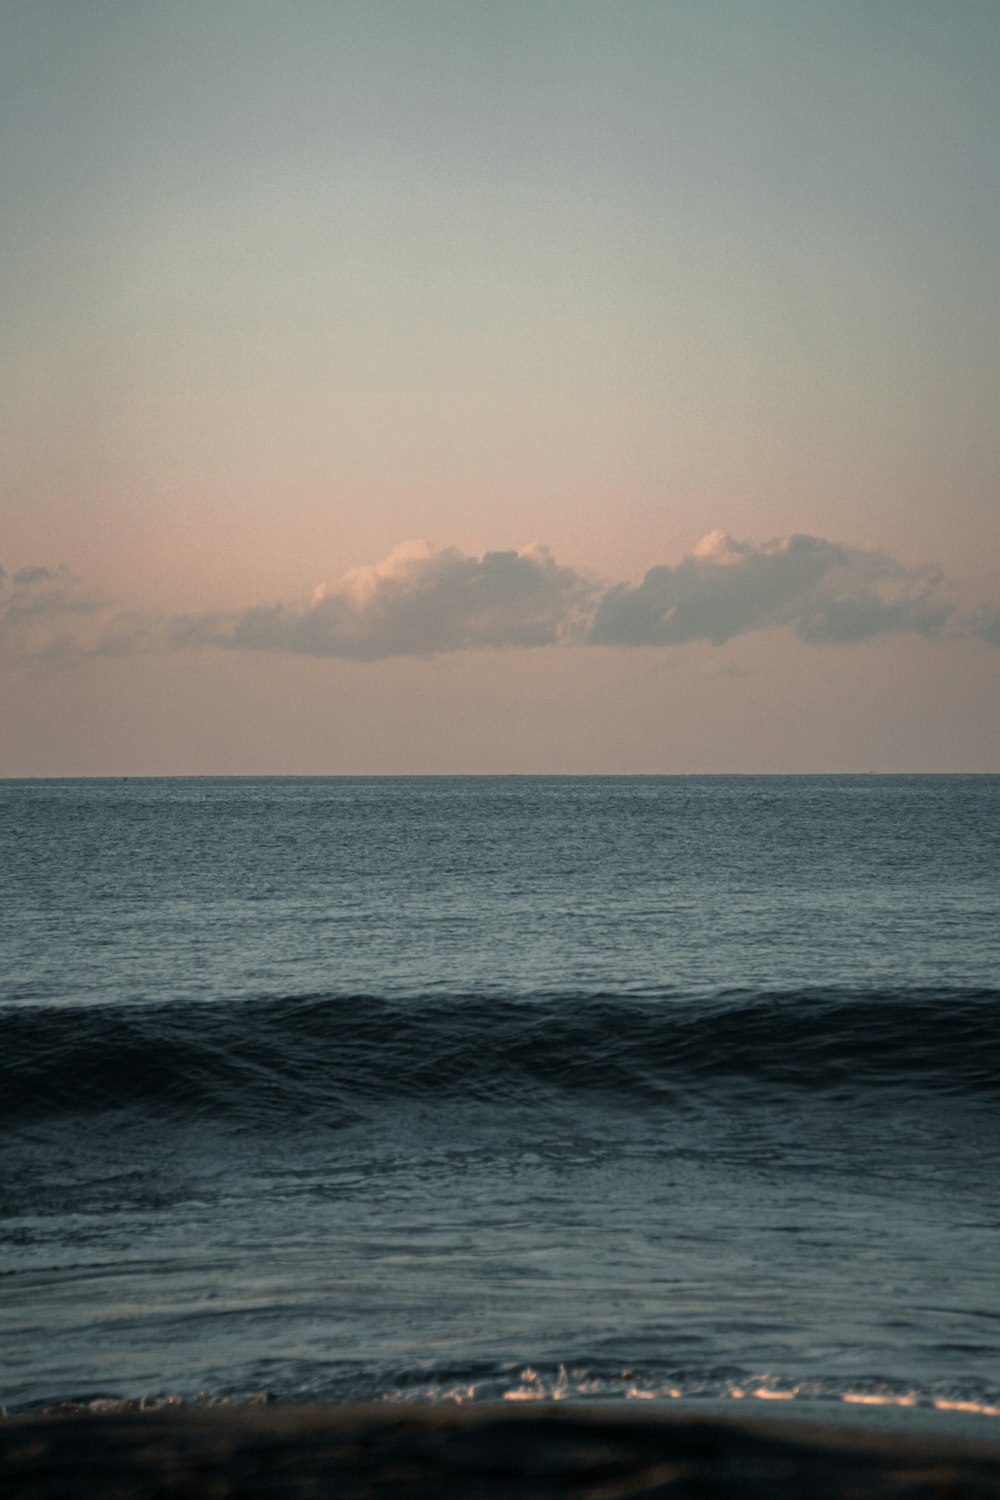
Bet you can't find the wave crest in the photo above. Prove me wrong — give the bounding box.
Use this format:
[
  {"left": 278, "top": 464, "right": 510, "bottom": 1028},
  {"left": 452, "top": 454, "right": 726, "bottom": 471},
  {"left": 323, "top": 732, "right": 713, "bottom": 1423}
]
[{"left": 2, "top": 987, "right": 997, "bottom": 1127}]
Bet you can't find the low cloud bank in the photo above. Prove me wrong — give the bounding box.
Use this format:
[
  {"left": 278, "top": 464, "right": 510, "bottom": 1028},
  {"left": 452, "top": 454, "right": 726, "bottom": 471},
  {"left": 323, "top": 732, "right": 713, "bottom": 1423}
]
[
  {"left": 2, "top": 534, "right": 997, "bottom": 666},
  {"left": 176, "top": 541, "right": 595, "bottom": 660},
  {"left": 588, "top": 531, "right": 955, "bottom": 647}
]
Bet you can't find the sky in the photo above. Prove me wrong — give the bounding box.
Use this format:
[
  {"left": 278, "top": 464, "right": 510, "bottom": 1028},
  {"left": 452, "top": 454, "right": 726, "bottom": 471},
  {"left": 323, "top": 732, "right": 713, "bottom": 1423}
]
[{"left": 2, "top": 0, "right": 998, "bottom": 774}]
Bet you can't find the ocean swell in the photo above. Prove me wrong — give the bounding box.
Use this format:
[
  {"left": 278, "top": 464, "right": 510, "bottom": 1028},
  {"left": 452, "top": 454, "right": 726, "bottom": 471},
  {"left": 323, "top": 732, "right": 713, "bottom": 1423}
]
[{"left": 2, "top": 987, "right": 997, "bottom": 1127}]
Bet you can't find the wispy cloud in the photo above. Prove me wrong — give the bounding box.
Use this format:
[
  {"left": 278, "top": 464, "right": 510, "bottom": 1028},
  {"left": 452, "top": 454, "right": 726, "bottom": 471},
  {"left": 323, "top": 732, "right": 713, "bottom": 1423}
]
[
  {"left": 0, "top": 564, "right": 156, "bottom": 666},
  {"left": 3, "top": 534, "right": 997, "bottom": 667},
  {"left": 965, "top": 603, "right": 1000, "bottom": 646}
]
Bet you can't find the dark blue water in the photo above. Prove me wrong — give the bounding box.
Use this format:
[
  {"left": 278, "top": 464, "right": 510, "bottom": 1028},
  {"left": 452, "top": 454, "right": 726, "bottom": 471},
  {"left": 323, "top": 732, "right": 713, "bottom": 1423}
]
[{"left": 2, "top": 776, "right": 999, "bottom": 1422}]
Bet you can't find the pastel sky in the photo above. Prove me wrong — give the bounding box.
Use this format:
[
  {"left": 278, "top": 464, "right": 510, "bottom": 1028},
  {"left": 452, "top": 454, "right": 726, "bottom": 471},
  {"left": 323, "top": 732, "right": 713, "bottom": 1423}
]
[{"left": 3, "top": 0, "right": 998, "bottom": 773}]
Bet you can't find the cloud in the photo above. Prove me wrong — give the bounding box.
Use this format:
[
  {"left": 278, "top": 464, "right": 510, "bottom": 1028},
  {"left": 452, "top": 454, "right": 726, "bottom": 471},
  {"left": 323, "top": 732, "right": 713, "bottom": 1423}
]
[
  {"left": 178, "top": 541, "right": 595, "bottom": 660},
  {"left": 0, "top": 564, "right": 148, "bottom": 665},
  {"left": 1, "top": 543, "right": 593, "bottom": 666},
  {"left": 2, "top": 533, "right": 997, "bottom": 667},
  {"left": 964, "top": 603, "right": 1000, "bottom": 646},
  {"left": 588, "top": 531, "right": 956, "bottom": 648}
]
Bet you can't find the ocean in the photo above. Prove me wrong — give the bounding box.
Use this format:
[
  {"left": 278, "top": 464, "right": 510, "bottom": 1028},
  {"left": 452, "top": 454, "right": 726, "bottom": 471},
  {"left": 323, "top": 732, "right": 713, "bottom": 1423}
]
[{"left": 2, "top": 775, "right": 999, "bottom": 1424}]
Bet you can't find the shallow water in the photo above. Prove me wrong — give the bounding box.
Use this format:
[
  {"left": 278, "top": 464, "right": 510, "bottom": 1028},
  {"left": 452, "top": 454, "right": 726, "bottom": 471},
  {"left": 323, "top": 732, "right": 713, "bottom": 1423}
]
[{"left": 2, "top": 776, "right": 999, "bottom": 1418}]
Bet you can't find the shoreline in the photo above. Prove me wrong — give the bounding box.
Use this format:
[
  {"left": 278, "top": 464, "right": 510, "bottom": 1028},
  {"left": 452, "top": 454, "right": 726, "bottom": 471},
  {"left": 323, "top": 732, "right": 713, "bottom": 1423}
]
[{"left": 4, "top": 1400, "right": 1000, "bottom": 1498}]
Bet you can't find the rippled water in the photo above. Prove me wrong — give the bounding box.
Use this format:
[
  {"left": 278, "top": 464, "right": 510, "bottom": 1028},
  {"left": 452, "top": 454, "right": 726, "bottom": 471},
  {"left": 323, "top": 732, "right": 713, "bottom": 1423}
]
[{"left": 1, "top": 775, "right": 998, "bottom": 1418}]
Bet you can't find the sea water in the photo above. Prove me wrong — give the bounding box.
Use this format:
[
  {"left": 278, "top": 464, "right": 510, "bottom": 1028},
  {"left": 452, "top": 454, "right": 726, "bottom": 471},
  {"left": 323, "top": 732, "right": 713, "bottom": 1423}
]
[{"left": 1, "top": 775, "right": 998, "bottom": 1420}]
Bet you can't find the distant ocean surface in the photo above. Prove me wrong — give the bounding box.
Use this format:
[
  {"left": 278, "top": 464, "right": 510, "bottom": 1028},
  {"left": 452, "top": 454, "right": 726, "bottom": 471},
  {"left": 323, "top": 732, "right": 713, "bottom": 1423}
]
[{"left": 2, "top": 776, "right": 999, "bottom": 1422}]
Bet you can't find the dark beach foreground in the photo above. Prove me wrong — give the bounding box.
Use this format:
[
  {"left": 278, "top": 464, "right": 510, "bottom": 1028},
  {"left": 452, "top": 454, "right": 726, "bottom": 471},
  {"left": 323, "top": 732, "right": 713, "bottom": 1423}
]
[{"left": 4, "top": 1402, "right": 1000, "bottom": 1499}]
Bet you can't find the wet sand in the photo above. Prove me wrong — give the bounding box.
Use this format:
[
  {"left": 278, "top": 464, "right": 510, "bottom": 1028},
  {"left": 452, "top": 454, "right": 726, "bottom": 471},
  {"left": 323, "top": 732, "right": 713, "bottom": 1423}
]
[{"left": 3, "top": 1401, "right": 1000, "bottom": 1498}]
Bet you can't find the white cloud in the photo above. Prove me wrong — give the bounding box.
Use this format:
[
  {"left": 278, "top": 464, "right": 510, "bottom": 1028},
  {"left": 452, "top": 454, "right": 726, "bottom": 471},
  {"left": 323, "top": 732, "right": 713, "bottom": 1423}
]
[
  {"left": 173, "top": 542, "right": 595, "bottom": 660},
  {"left": 2, "top": 533, "right": 997, "bottom": 667}
]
